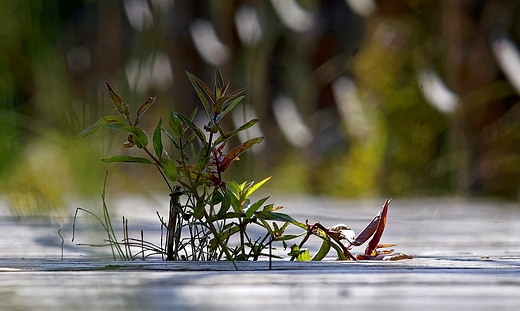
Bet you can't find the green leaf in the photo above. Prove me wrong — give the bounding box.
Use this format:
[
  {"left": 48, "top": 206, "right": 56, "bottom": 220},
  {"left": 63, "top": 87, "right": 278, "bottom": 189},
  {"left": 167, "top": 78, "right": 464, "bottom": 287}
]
[
  {"left": 214, "top": 68, "right": 224, "bottom": 91},
  {"left": 297, "top": 249, "right": 311, "bottom": 261},
  {"left": 288, "top": 245, "right": 311, "bottom": 261},
  {"left": 183, "top": 132, "right": 197, "bottom": 148},
  {"left": 213, "top": 118, "right": 258, "bottom": 145},
  {"left": 219, "top": 225, "right": 240, "bottom": 241},
  {"left": 135, "top": 97, "right": 156, "bottom": 125},
  {"left": 245, "top": 196, "right": 269, "bottom": 219},
  {"left": 314, "top": 234, "right": 347, "bottom": 261},
  {"left": 245, "top": 176, "right": 271, "bottom": 199},
  {"left": 161, "top": 159, "right": 179, "bottom": 181},
  {"left": 217, "top": 189, "right": 232, "bottom": 217},
  {"left": 312, "top": 240, "right": 331, "bottom": 261},
  {"left": 208, "top": 211, "right": 243, "bottom": 221},
  {"left": 168, "top": 109, "right": 184, "bottom": 139},
  {"left": 106, "top": 82, "right": 131, "bottom": 120},
  {"left": 76, "top": 115, "right": 127, "bottom": 139},
  {"left": 153, "top": 117, "right": 163, "bottom": 159},
  {"left": 104, "top": 123, "right": 148, "bottom": 148},
  {"left": 193, "top": 198, "right": 205, "bottom": 220},
  {"left": 101, "top": 155, "right": 153, "bottom": 164},
  {"left": 216, "top": 95, "right": 245, "bottom": 123},
  {"left": 175, "top": 112, "right": 206, "bottom": 143},
  {"left": 162, "top": 128, "right": 180, "bottom": 149},
  {"left": 189, "top": 107, "right": 199, "bottom": 120},
  {"left": 196, "top": 145, "right": 210, "bottom": 171},
  {"left": 186, "top": 71, "right": 214, "bottom": 118},
  {"left": 275, "top": 234, "right": 303, "bottom": 241},
  {"left": 255, "top": 211, "right": 295, "bottom": 223}
]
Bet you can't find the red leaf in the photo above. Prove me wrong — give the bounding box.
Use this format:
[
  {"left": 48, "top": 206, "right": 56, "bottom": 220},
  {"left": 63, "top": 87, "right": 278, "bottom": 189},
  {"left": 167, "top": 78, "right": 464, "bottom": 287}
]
[
  {"left": 364, "top": 198, "right": 390, "bottom": 256},
  {"left": 219, "top": 137, "right": 263, "bottom": 172}
]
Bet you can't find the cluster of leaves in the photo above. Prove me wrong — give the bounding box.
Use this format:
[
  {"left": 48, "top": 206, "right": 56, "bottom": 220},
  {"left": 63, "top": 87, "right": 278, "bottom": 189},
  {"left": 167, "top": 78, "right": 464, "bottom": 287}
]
[{"left": 74, "top": 69, "right": 410, "bottom": 265}]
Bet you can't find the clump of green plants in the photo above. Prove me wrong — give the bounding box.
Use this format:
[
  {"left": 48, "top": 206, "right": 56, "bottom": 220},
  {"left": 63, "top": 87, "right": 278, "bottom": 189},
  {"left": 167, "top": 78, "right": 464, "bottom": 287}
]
[{"left": 73, "top": 69, "right": 410, "bottom": 266}]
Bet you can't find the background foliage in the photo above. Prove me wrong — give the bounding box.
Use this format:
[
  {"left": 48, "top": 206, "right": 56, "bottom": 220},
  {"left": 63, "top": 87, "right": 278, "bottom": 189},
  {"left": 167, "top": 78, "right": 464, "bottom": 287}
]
[{"left": 2, "top": 0, "right": 520, "bottom": 214}]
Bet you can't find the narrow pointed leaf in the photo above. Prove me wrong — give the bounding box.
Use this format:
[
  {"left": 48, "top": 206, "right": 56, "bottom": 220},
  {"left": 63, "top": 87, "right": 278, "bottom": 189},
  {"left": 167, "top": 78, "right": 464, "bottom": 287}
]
[
  {"left": 196, "top": 145, "right": 210, "bottom": 170},
  {"left": 101, "top": 155, "right": 153, "bottom": 164},
  {"left": 365, "top": 199, "right": 390, "bottom": 256},
  {"left": 216, "top": 96, "right": 245, "bottom": 123},
  {"left": 76, "top": 115, "right": 128, "bottom": 139},
  {"left": 214, "top": 118, "right": 259, "bottom": 146},
  {"left": 215, "top": 68, "right": 224, "bottom": 90},
  {"left": 175, "top": 112, "right": 206, "bottom": 143},
  {"left": 219, "top": 137, "right": 264, "bottom": 171},
  {"left": 135, "top": 97, "right": 156, "bottom": 125},
  {"left": 193, "top": 198, "right": 205, "bottom": 220},
  {"left": 352, "top": 201, "right": 389, "bottom": 246},
  {"left": 220, "top": 81, "right": 230, "bottom": 96},
  {"left": 312, "top": 240, "right": 331, "bottom": 261},
  {"left": 216, "top": 189, "right": 232, "bottom": 217},
  {"left": 189, "top": 107, "right": 198, "bottom": 120},
  {"left": 226, "top": 87, "right": 248, "bottom": 99},
  {"left": 153, "top": 117, "right": 163, "bottom": 159},
  {"left": 162, "top": 128, "right": 180, "bottom": 149},
  {"left": 275, "top": 234, "right": 303, "bottom": 241},
  {"left": 255, "top": 211, "right": 295, "bottom": 223},
  {"left": 186, "top": 71, "right": 214, "bottom": 117},
  {"left": 106, "top": 82, "right": 131, "bottom": 120},
  {"left": 245, "top": 196, "right": 269, "bottom": 219},
  {"left": 244, "top": 176, "right": 271, "bottom": 198}
]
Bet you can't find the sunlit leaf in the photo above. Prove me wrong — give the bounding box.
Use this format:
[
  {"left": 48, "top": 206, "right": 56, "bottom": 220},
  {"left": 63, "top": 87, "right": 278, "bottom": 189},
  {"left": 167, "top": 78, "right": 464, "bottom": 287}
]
[
  {"left": 288, "top": 245, "right": 311, "bottom": 261},
  {"left": 76, "top": 115, "right": 127, "bottom": 139},
  {"left": 245, "top": 176, "right": 271, "bottom": 198},
  {"left": 297, "top": 249, "right": 311, "bottom": 261},
  {"left": 312, "top": 240, "right": 331, "bottom": 261},
  {"left": 101, "top": 155, "right": 153, "bottom": 164},
  {"left": 153, "top": 117, "right": 163, "bottom": 159},
  {"left": 365, "top": 199, "right": 390, "bottom": 256}
]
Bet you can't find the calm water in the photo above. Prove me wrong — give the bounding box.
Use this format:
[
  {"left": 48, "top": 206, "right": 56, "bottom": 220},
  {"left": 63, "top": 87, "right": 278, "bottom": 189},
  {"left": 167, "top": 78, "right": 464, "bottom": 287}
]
[{"left": 1, "top": 196, "right": 520, "bottom": 310}]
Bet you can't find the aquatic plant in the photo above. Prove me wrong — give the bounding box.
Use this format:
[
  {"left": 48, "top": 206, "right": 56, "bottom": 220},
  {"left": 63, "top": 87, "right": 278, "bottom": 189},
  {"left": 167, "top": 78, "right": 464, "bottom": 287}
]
[{"left": 73, "top": 69, "right": 410, "bottom": 266}]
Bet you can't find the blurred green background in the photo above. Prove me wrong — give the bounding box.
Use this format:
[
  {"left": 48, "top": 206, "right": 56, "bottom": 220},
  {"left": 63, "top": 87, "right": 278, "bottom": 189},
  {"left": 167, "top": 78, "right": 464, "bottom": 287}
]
[{"left": 2, "top": 0, "right": 520, "bottom": 215}]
